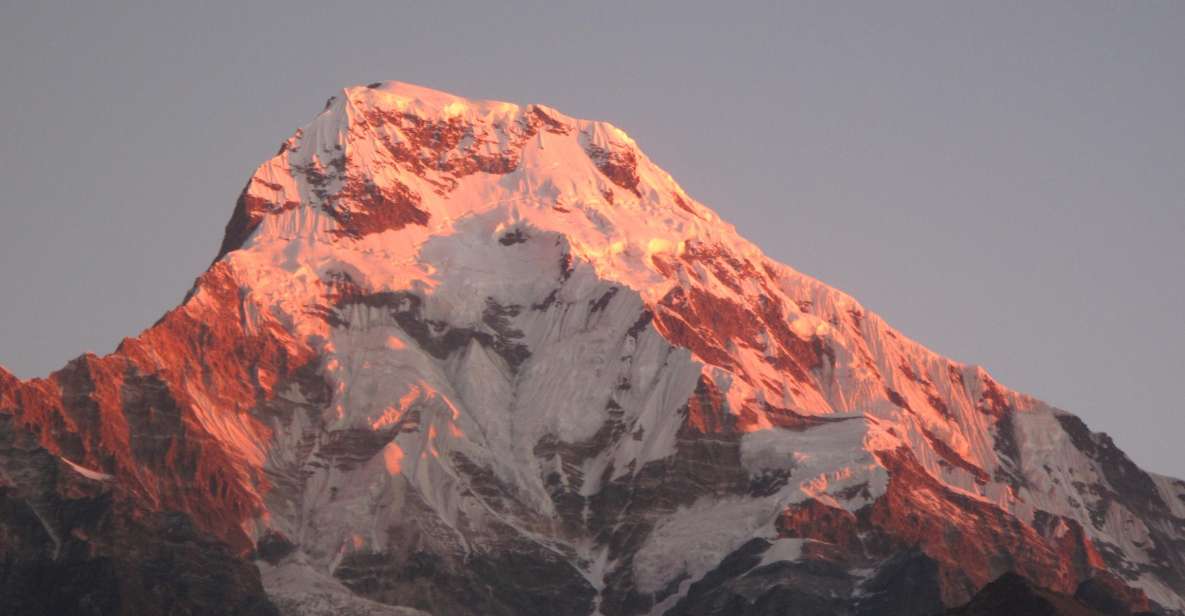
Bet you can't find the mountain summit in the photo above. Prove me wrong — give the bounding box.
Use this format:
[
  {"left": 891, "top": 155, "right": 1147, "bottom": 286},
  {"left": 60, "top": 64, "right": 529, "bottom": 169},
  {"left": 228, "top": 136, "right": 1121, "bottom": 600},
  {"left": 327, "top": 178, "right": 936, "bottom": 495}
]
[{"left": 2, "top": 81, "right": 1182, "bottom": 615}]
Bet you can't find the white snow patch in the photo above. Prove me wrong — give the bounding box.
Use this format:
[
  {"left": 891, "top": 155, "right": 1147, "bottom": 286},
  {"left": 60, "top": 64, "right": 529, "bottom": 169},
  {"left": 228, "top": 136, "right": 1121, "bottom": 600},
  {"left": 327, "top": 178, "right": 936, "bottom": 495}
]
[
  {"left": 632, "top": 498, "right": 776, "bottom": 595},
  {"left": 260, "top": 556, "right": 429, "bottom": 616},
  {"left": 59, "top": 457, "right": 113, "bottom": 482},
  {"left": 757, "top": 538, "right": 805, "bottom": 567}
]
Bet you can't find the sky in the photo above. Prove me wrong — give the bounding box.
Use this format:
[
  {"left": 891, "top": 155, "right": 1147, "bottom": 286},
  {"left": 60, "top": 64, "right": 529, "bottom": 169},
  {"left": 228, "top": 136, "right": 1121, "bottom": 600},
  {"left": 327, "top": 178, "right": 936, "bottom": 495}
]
[{"left": 0, "top": 2, "right": 1182, "bottom": 477}]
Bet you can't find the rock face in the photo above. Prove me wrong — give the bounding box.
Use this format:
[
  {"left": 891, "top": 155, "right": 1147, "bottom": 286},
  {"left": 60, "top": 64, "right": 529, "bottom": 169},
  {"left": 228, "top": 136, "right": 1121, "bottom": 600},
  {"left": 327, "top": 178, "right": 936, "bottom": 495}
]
[
  {"left": 944, "top": 572, "right": 1157, "bottom": 616},
  {"left": 2, "top": 81, "right": 1184, "bottom": 615},
  {"left": 0, "top": 390, "right": 280, "bottom": 616}
]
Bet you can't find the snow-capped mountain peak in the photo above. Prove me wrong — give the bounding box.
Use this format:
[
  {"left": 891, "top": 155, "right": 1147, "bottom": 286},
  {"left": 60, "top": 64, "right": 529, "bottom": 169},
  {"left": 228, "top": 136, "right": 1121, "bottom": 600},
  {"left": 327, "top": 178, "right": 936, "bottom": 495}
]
[{"left": 1, "top": 81, "right": 1182, "bottom": 616}]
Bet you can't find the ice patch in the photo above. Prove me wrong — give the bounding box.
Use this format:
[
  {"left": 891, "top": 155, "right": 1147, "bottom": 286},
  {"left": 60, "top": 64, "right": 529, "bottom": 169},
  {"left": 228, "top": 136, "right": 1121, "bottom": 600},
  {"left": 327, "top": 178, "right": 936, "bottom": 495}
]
[
  {"left": 758, "top": 538, "right": 805, "bottom": 567},
  {"left": 260, "top": 556, "right": 428, "bottom": 616},
  {"left": 59, "top": 457, "right": 113, "bottom": 482},
  {"left": 632, "top": 498, "right": 777, "bottom": 595}
]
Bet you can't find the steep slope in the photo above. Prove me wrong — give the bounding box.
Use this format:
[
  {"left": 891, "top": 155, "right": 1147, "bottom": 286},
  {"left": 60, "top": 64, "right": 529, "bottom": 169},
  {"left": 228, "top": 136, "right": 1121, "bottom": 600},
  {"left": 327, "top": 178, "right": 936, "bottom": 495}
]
[
  {"left": 944, "top": 572, "right": 1156, "bottom": 616},
  {"left": 1, "top": 81, "right": 1183, "bottom": 616}
]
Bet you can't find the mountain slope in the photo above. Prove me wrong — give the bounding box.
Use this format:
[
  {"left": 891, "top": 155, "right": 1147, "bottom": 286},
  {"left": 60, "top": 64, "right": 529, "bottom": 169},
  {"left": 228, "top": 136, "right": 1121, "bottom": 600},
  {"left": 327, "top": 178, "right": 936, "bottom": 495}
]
[{"left": 1, "top": 81, "right": 1182, "bottom": 615}]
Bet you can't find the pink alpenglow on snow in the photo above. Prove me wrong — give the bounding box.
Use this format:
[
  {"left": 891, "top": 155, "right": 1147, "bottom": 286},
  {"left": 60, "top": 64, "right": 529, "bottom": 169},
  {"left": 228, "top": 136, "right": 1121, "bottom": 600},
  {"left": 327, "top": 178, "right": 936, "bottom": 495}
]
[{"left": 0, "top": 81, "right": 1181, "bottom": 616}]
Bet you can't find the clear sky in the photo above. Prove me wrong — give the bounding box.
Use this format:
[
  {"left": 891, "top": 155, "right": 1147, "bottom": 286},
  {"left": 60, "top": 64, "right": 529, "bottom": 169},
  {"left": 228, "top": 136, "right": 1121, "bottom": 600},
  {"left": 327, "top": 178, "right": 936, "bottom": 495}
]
[{"left": 1, "top": 2, "right": 1182, "bottom": 477}]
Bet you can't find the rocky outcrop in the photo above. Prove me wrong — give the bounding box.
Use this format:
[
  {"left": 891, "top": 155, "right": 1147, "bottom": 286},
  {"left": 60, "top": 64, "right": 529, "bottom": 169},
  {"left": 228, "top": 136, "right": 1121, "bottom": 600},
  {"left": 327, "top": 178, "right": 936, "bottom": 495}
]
[
  {"left": 0, "top": 412, "right": 279, "bottom": 616},
  {"left": 944, "top": 572, "right": 1158, "bottom": 616}
]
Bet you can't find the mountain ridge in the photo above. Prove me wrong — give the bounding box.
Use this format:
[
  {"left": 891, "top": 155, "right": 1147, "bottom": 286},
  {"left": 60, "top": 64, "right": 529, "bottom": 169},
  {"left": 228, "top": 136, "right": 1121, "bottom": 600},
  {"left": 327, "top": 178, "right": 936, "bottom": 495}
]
[{"left": 1, "top": 81, "right": 1182, "bottom": 615}]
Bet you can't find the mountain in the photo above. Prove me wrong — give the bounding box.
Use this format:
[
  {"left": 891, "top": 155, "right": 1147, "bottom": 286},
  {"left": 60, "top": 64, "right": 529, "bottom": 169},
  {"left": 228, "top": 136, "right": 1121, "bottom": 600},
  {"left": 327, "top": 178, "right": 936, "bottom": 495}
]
[
  {"left": 944, "top": 573, "right": 1143, "bottom": 616},
  {"left": 1, "top": 81, "right": 1183, "bottom": 616}
]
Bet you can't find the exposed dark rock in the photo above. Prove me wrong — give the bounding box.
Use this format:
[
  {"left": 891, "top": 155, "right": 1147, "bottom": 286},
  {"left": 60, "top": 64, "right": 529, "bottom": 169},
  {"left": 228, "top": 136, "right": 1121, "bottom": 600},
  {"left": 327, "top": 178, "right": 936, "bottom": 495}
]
[
  {"left": 589, "top": 286, "right": 620, "bottom": 313},
  {"left": 215, "top": 182, "right": 302, "bottom": 262},
  {"left": 254, "top": 531, "right": 297, "bottom": 566},
  {"left": 885, "top": 387, "right": 912, "bottom": 411},
  {"left": 498, "top": 228, "right": 528, "bottom": 245},
  {"left": 528, "top": 105, "right": 571, "bottom": 135},
  {"left": 0, "top": 417, "right": 279, "bottom": 616},
  {"left": 921, "top": 426, "right": 991, "bottom": 484},
  {"left": 666, "top": 545, "right": 859, "bottom": 616},
  {"left": 330, "top": 290, "right": 531, "bottom": 371},
  {"left": 1075, "top": 574, "right": 1154, "bottom": 615},
  {"left": 945, "top": 573, "right": 1107, "bottom": 616},
  {"left": 854, "top": 550, "right": 945, "bottom": 616},
  {"left": 331, "top": 494, "right": 595, "bottom": 616},
  {"left": 584, "top": 141, "right": 641, "bottom": 197},
  {"left": 776, "top": 499, "right": 862, "bottom": 553},
  {"left": 326, "top": 175, "right": 430, "bottom": 239}
]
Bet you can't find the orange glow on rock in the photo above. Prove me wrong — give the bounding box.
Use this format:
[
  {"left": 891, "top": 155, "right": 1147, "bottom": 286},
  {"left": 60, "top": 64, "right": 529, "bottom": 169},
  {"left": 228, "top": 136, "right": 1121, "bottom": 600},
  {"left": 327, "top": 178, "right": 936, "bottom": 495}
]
[{"left": 382, "top": 443, "right": 404, "bottom": 475}]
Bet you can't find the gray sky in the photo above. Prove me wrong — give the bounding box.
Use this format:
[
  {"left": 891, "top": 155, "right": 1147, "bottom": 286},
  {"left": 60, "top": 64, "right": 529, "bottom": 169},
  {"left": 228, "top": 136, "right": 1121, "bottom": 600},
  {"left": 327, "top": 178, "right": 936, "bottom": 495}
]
[{"left": 1, "top": 2, "right": 1182, "bottom": 477}]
